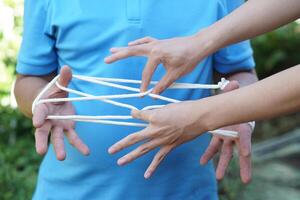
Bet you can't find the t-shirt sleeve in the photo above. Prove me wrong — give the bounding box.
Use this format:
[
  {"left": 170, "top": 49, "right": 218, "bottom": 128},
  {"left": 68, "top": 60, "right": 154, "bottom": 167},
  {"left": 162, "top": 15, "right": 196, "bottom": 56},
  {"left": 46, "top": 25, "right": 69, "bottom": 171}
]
[
  {"left": 213, "top": 0, "right": 255, "bottom": 74},
  {"left": 16, "top": 0, "right": 58, "bottom": 75}
]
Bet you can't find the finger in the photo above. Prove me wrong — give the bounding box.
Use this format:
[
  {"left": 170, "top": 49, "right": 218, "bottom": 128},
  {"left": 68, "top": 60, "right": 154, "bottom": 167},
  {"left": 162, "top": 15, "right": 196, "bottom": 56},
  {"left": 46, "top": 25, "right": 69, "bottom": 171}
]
[
  {"left": 238, "top": 127, "right": 252, "bottom": 157},
  {"left": 239, "top": 151, "right": 252, "bottom": 184},
  {"left": 34, "top": 120, "right": 52, "bottom": 155},
  {"left": 104, "top": 45, "right": 148, "bottom": 64},
  {"left": 65, "top": 129, "right": 90, "bottom": 156},
  {"left": 152, "top": 72, "right": 180, "bottom": 95},
  {"left": 200, "top": 137, "right": 222, "bottom": 165},
  {"left": 131, "top": 109, "right": 153, "bottom": 122},
  {"left": 109, "top": 47, "right": 127, "bottom": 53},
  {"left": 144, "top": 146, "right": 172, "bottom": 179},
  {"left": 140, "top": 57, "right": 160, "bottom": 92},
  {"left": 117, "top": 139, "right": 162, "bottom": 166},
  {"left": 222, "top": 80, "right": 240, "bottom": 93},
  {"left": 51, "top": 126, "right": 66, "bottom": 161},
  {"left": 32, "top": 104, "right": 49, "bottom": 128},
  {"left": 216, "top": 140, "right": 233, "bottom": 180},
  {"left": 128, "top": 36, "right": 156, "bottom": 46},
  {"left": 108, "top": 128, "right": 150, "bottom": 154},
  {"left": 236, "top": 129, "right": 252, "bottom": 184},
  {"left": 58, "top": 66, "right": 72, "bottom": 87}
]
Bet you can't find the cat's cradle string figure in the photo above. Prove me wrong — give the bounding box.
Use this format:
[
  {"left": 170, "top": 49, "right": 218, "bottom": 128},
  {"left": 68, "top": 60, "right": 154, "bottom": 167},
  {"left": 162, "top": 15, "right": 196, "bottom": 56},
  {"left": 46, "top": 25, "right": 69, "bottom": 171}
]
[{"left": 32, "top": 74, "right": 248, "bottom": 138}]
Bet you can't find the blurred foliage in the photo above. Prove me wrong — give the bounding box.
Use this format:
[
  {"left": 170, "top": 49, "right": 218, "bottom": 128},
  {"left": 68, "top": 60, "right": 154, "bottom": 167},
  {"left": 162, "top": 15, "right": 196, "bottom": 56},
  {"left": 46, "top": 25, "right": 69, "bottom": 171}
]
[
  {"left": 252, "top": 22, "right": 300, "bottom": 79},
  {"left": 0, "top": 0, "right": 22, "bottom": 102},
  {"left": 0, "top": 0, "right": 299, "bottom": 199},
  {"left": 0, "top": 106, "right": 40, "bottom": 200}
]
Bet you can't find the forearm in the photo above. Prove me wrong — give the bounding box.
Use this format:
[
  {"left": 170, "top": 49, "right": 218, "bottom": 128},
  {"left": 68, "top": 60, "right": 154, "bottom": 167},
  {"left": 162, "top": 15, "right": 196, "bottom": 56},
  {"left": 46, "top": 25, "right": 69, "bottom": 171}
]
[
  {"left": 14, "top": 73, "right": 56, "bottom": 118},
  {"left": 220, "top": 69, "right": 258, "bottom": 88},
  {"left": 195, "top": 0, "right": 300, "bottom": 55},
  {"left": 199, "top": 65, "right": 300, "bottom": 131}
]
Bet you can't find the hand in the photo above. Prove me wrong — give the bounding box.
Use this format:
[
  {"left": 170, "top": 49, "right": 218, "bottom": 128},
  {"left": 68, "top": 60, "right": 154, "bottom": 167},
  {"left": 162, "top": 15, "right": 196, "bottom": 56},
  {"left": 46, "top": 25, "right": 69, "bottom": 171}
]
[
  {"left": 200, "top": 124, "right": 252, "bottom": 183},
  {"left": 108, "top": 100, "right": 205, "bottom": 179},
  {"left": 104, "top": 35, "right": 211, "bottom": 94},
  {"left": 32, "top": 66, "right": 90, "bottom": 160},
  {"left": 200, "top": 81, "right": 253, "bottom": 184}
]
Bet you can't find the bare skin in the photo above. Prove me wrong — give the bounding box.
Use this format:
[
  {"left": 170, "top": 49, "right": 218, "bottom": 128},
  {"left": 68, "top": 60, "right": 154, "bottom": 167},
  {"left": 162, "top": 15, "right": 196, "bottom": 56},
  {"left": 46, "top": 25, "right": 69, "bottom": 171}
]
[
  {"left": 104, "top": 0, "right": 300, "bottom": 181},
  {"left": 108, "top": 81, "right": 254, "bottom": 182},
  {"left": 111, "top": 64, "right": 300, "bottom": 180},
  {"left": 14, "top": 66, "right": 90, "bottom": 160}
]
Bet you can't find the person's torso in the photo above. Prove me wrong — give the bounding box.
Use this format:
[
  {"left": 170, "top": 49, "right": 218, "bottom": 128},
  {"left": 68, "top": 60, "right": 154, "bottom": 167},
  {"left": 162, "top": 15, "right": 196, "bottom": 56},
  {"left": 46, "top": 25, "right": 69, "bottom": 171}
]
[{"left": 35, "top": 1, "right": 223, "bottom": 199}]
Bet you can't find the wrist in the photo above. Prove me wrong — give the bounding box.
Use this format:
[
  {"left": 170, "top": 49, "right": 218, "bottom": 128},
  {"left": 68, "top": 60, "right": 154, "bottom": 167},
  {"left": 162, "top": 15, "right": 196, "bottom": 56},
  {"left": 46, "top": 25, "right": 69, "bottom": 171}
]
[
  {"left": 189, "top": 98, "right": 218, "bottom": 133},
  {"left": 192, "top": 28, "right": 220, "bottom": 60}
]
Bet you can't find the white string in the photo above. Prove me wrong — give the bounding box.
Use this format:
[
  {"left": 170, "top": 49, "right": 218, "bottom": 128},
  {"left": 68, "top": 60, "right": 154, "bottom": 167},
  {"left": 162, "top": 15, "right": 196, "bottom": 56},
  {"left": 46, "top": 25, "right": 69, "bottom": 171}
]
[{"left": 32, "top": 75, "right": 240, "bottom": 137}]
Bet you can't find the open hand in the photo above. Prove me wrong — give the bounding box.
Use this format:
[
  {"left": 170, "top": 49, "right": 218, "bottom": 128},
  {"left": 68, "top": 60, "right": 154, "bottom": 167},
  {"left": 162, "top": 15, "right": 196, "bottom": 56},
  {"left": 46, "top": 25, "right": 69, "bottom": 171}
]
[
  {"left": 108, "top": 100, "right": 204, "bottom": 179},
  {"left": 32, "top": 66, "right": 90, "bottom": 160},
  {"left": 200, "top": 81, "right": 253, "bottom": 184},
  {"left": 105, "top": 35, "right": 210, "bottom": 94}
]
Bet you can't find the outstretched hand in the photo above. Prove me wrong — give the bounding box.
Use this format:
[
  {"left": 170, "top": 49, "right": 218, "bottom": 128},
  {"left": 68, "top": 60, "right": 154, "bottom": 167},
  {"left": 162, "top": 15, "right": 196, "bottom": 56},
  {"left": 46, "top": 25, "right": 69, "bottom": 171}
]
[
  {"left": 32, "top": 66, "right": 89, "bottom": 160},
  {"left": 108, "top": 100, "right": 204, "bottom": 179},
  {"left": 108, "top": 81, "right": 253, "bottom": 182},
  {"left": 105, "top": 35, "right": 210, "bottom": 94},
  {"left": 200, "top": 81, "right": 253, "bottom": 184}
]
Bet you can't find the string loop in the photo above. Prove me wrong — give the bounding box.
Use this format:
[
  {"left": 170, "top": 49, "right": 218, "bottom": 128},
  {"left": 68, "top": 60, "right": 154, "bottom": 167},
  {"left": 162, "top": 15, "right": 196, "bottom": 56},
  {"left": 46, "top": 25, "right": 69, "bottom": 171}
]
[{"left": 32, "top": 75, "right": 240, "bottom": 137}]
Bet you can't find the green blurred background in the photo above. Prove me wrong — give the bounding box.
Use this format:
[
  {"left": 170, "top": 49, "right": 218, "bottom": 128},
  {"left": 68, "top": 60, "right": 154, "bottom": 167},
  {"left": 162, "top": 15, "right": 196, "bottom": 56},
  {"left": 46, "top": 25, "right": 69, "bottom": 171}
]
[{"left": 0, "top": 0, "right": 299, "bottom": 199}]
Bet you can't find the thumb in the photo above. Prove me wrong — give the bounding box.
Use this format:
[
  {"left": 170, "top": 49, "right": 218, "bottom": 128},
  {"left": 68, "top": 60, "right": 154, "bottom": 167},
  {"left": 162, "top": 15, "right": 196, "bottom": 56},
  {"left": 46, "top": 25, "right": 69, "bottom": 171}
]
[
  {"left": 58, "top": 65, "right": 72, "bottom": 87},
  {"left": 131, "top": 109, "right": 152, "bottom": 122},
  {"left": 152, "top": 72, "right": 178, "bottom": 95},
  {"left": 222, "top": 80, "right": 240, "bottom": 93},
  {"left": 32, "top": 104, "right": 49, "bottom": 128}
]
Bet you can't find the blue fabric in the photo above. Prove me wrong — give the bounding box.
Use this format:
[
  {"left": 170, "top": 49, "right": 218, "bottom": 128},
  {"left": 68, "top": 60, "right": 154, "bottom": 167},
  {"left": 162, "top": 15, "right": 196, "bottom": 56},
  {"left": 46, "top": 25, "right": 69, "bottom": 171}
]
[{"left": 17, "top": 0, "right": 254, "bottom": 199}]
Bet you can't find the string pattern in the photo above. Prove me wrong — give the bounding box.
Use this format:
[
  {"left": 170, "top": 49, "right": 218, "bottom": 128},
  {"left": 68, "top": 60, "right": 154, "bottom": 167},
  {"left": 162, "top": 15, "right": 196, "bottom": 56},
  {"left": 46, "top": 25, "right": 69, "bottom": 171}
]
[{"left": 32, "top": 75, "right": 239, "bottom": 137}]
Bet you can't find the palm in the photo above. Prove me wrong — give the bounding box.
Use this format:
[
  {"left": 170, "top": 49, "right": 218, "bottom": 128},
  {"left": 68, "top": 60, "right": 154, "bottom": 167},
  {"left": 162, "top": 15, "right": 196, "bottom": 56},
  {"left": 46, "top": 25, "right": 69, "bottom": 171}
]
[
  {"left": 200, "top": 123, "right": 252, "bottom": 183},
  {"left": 46, "top": 102, "right": 75, "bottom": 129},
  {"left": 32, "top": 66, "right": 89, "bottom": 160}
]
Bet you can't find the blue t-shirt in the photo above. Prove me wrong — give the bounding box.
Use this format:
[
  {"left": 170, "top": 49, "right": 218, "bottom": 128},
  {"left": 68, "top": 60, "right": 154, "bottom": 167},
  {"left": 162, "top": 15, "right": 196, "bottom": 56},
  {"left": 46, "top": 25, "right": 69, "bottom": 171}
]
[{"left": 17, "top": 0, "right": 254, "bottom": 199}]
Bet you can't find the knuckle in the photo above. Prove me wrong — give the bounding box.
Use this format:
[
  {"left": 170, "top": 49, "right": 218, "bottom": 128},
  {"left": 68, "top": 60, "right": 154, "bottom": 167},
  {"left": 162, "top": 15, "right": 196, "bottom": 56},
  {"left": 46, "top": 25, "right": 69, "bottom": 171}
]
[
  {"left": 145, "top": 36, "right": 153, "bottom": 40},
  {"left": 128, "top": 134, "right": 138, "bottom": 142},
  {"left": 139, "top": 145, "right": 150, "bottom": 154},
  {"left": 150, "top": 47, "right": 160, "bottom": 56}
]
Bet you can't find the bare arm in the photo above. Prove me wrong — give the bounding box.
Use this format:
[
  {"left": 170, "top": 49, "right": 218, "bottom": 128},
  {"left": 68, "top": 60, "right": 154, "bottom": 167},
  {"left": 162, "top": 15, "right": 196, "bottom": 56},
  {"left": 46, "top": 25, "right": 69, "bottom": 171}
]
[
  {"left": 203, "top": 69, "right": 258, "bottom": 183},
  {"left": 201, "top": 65, "right": 300, "bottom": 131},
  {"left": 14, "top": 72, "right": 56, "bottom": 118},
  {"left": 105, "top": 0, "right": 300, "bottom": 95},
  {"left": 116, "top": 66, "right": 300, "bottom": 179},
  {"left": 14, "top": 67, "right": 89, "bottom": 159},
  {"left": 198, "top": 0, "right": 300, "bottom": 53}
]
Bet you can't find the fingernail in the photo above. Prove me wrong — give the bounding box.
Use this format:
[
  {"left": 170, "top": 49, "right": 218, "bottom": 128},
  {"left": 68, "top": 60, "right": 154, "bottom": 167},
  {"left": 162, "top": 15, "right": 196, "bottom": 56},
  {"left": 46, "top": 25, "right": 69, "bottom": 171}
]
[
  {"left": 108, "top": 147, "right": 115, "bottom": 154},
  {"left": 144, "top": 172, "right": 151, "bottom": 179},
  {"left": 84, "top": 148, "right": 90, "bottom": 156},
  {"left": 104, "top": 57, "right": 109, "bottom": 63},
  {"left": 117, "top": 158, "right": 126, "bottom": 166}
]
